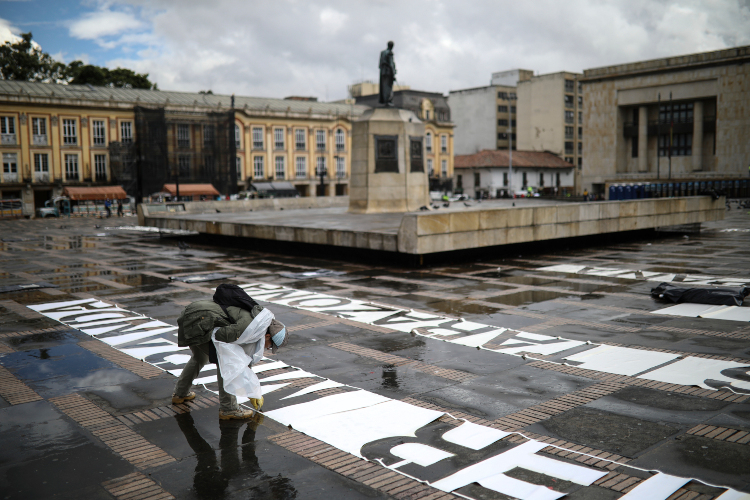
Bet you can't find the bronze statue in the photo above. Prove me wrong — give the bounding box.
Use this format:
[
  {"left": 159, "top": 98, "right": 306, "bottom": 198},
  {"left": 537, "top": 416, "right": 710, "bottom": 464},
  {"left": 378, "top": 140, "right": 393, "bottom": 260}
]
[{"left": 379, "top": 41, "right": 396, "bottom": 106}]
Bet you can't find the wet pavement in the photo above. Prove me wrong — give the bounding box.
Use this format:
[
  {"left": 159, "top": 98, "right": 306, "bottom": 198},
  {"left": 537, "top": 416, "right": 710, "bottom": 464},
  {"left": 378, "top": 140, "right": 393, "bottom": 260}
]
[{"left": 0, "top": 208, "right": 749, "bottom": 499}]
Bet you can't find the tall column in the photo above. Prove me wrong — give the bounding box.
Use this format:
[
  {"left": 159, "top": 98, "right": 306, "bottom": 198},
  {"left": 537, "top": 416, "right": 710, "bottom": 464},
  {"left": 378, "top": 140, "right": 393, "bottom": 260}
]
[
  {"left": 692, "top": 101, "right": 703, "bottom": 171},
  {"left": 638, "top": 106, "right": 648, "bottom": 172}
]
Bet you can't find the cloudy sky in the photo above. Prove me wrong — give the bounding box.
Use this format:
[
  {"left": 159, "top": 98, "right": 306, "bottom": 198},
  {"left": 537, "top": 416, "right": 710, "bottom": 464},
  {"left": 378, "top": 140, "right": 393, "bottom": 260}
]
[{"left": 2, "top": 0, "right": 749, "bottom": 100}]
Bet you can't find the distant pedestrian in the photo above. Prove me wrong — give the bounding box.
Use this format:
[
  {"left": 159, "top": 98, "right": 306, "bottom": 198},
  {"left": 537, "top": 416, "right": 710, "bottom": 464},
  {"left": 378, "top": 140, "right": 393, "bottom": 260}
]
[
  {"left": 117, "top": 200, "right": 123, "bottom": 217},
  {"left": 583, "top": 189, "right": 589, "bottom": 202},
  {"left": 104, "top": 199, "right": 111, "bottom": 218}
]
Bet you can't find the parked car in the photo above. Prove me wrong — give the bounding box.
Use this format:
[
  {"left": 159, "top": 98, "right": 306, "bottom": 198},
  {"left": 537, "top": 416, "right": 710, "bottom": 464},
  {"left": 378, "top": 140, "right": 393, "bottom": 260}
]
[{"left": 36, "top": 197, "right": 70, "bottom": 218}]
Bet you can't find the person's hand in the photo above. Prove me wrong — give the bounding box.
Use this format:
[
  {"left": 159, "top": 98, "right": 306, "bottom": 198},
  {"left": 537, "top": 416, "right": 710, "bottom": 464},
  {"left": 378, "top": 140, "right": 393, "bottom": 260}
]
[{"left": 250, "top": 397, "right": 264, "bottom": 410}]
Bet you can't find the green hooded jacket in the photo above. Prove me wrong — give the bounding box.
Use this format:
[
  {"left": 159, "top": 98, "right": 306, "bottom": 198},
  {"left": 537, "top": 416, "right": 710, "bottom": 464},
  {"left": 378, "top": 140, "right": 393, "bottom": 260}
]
[{"left": 176, "top": 300, "right": 262, "bottom": 347}]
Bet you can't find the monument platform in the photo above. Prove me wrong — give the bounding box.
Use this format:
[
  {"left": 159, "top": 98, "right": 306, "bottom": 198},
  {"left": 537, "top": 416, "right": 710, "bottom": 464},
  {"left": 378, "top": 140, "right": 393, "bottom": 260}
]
[{"left": 139, "top": 196, "right": 725, "bottom": 256}]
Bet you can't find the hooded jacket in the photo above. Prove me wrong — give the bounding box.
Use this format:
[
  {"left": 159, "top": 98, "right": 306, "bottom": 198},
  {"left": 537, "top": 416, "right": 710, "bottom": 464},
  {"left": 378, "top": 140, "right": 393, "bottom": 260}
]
[{"left": 177, "top": 300, "right": 262, "bottom": 347}]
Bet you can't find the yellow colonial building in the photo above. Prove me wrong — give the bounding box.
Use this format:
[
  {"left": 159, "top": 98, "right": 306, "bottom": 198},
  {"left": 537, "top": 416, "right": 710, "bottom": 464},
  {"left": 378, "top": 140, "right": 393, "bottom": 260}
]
[{"left": 0, "top": 81, "right": 372, "bottom": 215}]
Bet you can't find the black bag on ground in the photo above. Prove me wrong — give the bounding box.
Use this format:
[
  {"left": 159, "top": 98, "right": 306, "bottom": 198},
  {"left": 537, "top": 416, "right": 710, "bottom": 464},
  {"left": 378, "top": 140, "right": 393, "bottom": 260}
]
[{"left": 651, "top": 282, "right": 750, "bottom": 306}]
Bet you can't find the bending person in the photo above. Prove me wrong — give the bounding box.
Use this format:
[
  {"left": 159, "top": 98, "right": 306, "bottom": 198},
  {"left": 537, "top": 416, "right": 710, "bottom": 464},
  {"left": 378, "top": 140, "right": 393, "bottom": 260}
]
[{"left": 172, "top": 284, "right": 287, "bottom": 420}]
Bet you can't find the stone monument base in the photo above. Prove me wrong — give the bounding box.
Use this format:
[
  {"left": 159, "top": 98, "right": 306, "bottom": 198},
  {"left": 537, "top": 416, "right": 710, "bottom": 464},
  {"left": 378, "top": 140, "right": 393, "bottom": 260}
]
[{"left": 348, "top": 107, "right": 429, "bottom": 214}]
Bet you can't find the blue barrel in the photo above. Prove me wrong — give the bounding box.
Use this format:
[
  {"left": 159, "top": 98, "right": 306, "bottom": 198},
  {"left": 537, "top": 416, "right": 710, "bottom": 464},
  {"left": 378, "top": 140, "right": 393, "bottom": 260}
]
[
  {"left": 616, "top": 185, "right": 624, "bottom": 200},
  {"left": 609, "top": 185, "right": 616, "bottom": 200},
  {"left": 636, "top": 184, "right": 643, "bottom": 199},
  {"left": 687, "top": 182, "right": 693, "bottom": 196},
  {"left": 625, "top": 184, "right": 633, "bottom": 199},
  {"left": 699, "top": 181, "right": 706, "bottom": 192}
]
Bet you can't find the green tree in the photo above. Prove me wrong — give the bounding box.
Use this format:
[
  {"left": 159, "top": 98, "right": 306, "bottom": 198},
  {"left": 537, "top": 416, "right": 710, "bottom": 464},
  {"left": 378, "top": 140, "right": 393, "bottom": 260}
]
[
  {"left": 0, "top": 32, "right": 65, "bottom": 82},
  {"left": 66, "top": 62, "right": 157, "bottom": 90}
]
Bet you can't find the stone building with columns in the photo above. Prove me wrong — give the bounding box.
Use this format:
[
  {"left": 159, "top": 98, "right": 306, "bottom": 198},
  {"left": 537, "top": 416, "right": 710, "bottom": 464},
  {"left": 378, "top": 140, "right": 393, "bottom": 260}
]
[{"left": 581, "top": 45, "right": 750, "bottom": 197}]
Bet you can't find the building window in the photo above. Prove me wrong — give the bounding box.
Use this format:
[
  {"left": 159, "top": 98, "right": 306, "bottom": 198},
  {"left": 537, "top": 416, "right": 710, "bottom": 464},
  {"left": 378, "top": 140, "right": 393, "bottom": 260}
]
[
  {"left": 565, "top": 80, "right": 575, "bottom": 93},
  {"left": 274, "top": 128, "right": 285, "bottom": 150},
  {"left": 497, "top": 105, "right": 508, "bottom": 113},
  {"left": 565, "top": 141, "right": 574, "bottom": 154},
  {"left": 94, "top": 154, "right": 107, "bottom": 181},
  {"left": 578, "top": 96, "right": 583, "bottom": 107},
  {"left": 510, "top": 106, "right": 516, "bottom": 113},
  {"left": 578, "top": 127, "right": 582, "bottom": 137},
  {"left": 425, "top": 110, "right": 430, "bottom": 120},
  {"left": 578, "top": 112, "right": 582, "bottom": 124},
  {"left": 177, "top": 124, "right": 190, "bottom": 147},
  {"left": 121, "top": 121, "right": 133, "bottom": 144},
  {"left": 565, "top": 126, "right": 574, "bottom": 139},
  {"left": 32, "top": 117, "right": 46, "bottom": 145},
  {"left": 253, "top": 156, "right": 264, "bottom": 178},
  {"left": 64, "top": 154, "right": 78, "bottom": 180},
  {"left": 498, "top": 119, "right": 508, "bottom": 127},
  {"left": 457, "top": 174, "right": 463, "bottom": 188},
  {"left": 539, "top": 172, "right": 544, "bottom": 187},
  {"left": 522, "top": 172, "right": 527, "bottom": 187},
  {"left": 427, "top": 158, "right": 434, "bottom": 176},
  {"left": 335, "top": 128, "right": 345, "bottom": 152},
  {"left": 3, "top": 153, "right": 18, "bottom": 181},
  {"left": 565, "top": 111, "right": 574, "bottom": 124},
  {"left": 236, "top": 157, "right": 242, "bottom": 180},
  {"left": 203, "top": 125, "right": 215, "bottom": 148},
  {"left": 295, "top": 128, "right": 306, "bottom": 151},
  {"left": 252, "top": 127, "right": 264, "bottom": 149},
  {"left": 565, "top": 157, "right": 573, "bottom": 163},
  {"left": 440, "top": 134, "right": 447, "bottom": 153},
  {"left": 564, "top": 95, "right": 574, "bottom": 108},
  {"left": 92, "top": 120, "right": 106, "bottom": 146},
  {"left": 578, "top": 157, "right": 582, "bottom": 168},
  {"left": 659, "top": 134, "right": 692, "bottom": 157},
  {"left": 275, "top": 156, "right": 285, "bottom": 178},
  {"left": 62, "top": 119, "right": 77, "bottom": 145},
  {"left": 1, "top": 116, "right": 15, "bottom": 145},
  {"left": 511, "top": 120, "right": 516, "bottom": 127},
  {"left": 497, "top": 92, "right": 508, "bottom": 100},
  {"left": 425, "top": 132, "right": 433, "bottom": 153},
  {"left": 235, "top": 125, "right": 241, "bottom": 149},
  {"left": 316, "top": 156, "right": 326, "bottom": 176},
  {"left": 316, "top": 129, "right": 326, "bottom": 151},
  {"left": 503, "top": 172, "right": 508, "bottom": 186},
  {"left": 441, "top": 159, "right": 447, "bottom": 178},
  {"left": 498, "top": 132, "right": 508, "bottom": 140},
  {"left": 178, "top": 155, "right": 190, "bottom": 176},
  {"left": 659, "top": 103, "right": 694, "bottom": 124},
  {"left": 632, "top": 135, "right": 639, "bottom": 158},
  {"left": 336, "top": 156, "right": 346, "bottom": 178},
  {"left": 578, "top": 142, "right": 582, "bottom": 155},
  {"left": 34, "top": 153, "right": 49, "bottom": 173},
  {"left": 295, "top": 156, "right": 307, "bottom": 178},
  {"left": 474, "top": 172, "right": 480, "bottom": 186},
  {"left": 556, "top": 173, "right": 561, "bottom": 186},
  {"left": 203, "top": 155, "right": 215, "bottom": 176}
]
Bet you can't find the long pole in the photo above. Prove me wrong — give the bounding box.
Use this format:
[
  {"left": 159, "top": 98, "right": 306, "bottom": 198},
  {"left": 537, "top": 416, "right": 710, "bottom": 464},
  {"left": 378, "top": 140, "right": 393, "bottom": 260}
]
[
  {"left": 656, "top": 93, "right": 660, "bottom": 181},
  {"left": 508, "top": 99, "right": 514, "bottom": 198},
  {"left": 668, "top": 91, "right": 673, "bottom": 183}
]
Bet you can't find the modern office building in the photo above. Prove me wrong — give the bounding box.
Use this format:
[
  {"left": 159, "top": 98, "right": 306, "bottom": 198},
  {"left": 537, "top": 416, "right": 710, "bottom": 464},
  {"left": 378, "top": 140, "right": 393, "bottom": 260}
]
[{"left": 580, "top": 45, "right": 750, "bottom": 197}]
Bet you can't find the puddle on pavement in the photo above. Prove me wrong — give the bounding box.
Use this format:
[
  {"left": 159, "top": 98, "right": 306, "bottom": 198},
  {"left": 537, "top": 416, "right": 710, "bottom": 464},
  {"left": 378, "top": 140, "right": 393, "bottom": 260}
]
[
  {"left": 484, "top": 290, "right": 573, "bottom": 306},
  {"left": 445, "top": 283, "right": 517, "bottom": 295}
]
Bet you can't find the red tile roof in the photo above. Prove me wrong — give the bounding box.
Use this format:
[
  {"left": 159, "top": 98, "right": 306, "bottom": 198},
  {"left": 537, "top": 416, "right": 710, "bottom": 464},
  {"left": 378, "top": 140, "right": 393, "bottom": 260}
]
[{"left": 455, "top": 150, "right": 574, "bottom": 169}]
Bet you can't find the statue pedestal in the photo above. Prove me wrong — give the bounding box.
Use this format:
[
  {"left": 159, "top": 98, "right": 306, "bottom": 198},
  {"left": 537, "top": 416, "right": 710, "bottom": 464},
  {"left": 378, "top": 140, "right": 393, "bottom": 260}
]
[{"left": 348, "top": 107, "right": 429, "bottom": 214}]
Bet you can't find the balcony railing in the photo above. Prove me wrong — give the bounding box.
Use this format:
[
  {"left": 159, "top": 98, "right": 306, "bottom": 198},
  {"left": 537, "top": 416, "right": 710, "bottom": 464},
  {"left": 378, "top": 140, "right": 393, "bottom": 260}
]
[
  {"left": 34, "top": 172, "right": 50, "bottom": 183},
  {"left": 3, "top": 172, "right": 18, "bottom": 182},
  {"left": 32, "top": 135, "right": 47, "bottom": 146},
  {"left": 1, "top": 134, "right": 16, "bottom": 145}
]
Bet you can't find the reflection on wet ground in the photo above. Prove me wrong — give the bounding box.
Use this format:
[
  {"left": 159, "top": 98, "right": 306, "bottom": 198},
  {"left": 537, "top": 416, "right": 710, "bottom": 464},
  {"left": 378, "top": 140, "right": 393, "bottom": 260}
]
[{"left": 0, "top": 210, "right": 749, "bottom": 498}]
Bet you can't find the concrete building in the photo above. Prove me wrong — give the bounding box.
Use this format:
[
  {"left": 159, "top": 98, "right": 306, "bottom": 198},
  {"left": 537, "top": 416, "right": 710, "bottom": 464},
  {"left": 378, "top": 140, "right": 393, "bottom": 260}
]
[
  {"left": 581, "top": 45, "right": 750, "bottom": 197},
  {"left": 455, "top": 149, "right": 574, "bottom": 198},
  {"left": 516, "top": 71, "right": 584, "bottom": 186},
  {"left": 348, "top": 81, "right": 411, "bottom": 98},
  {"left": 449, "top": 69, "right": 533, "bottom": 155},
  {"left": 354, "top": 89, "right": 455, "bottom": 192},
  {"left": 0, "top": 80, "right": 370, "bottom": 214}
]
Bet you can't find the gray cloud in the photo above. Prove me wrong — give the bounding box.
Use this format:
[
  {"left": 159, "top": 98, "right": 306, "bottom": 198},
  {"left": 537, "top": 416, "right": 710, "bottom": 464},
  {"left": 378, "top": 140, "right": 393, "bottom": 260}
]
[{"left": 76, "top": 0, "right": 750, "bottom": 100}]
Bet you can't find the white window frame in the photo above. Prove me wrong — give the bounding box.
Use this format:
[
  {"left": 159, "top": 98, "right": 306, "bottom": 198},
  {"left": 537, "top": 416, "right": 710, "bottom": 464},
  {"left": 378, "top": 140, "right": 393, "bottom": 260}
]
[
  {"left": 427, "top": 158, "right": 434, "bottom": 176},
  {"left": 62, "top": 119, "right": 77, "bottom": 145},
  {"left": 235, "top": 124, "right": 242, "bottom": 149},
  {"left": 440, "top": 134, "right": 447, "bottom": 153},
  {"left": 92, "top": 119, "right": 107, "bottom": 146},
  {"left": 252, "top": 127, "right": 264, "bottom": 149},
  {"left": 294, "top": 128, "right": 306, "bottom": 151},
  {"left": 3, "top": 153, "right": 18, "bottom": 173},
  {"left": 335, "top": 129, "right": 345, "bottom": 152},
  {"left": 336, "top": 156, "right": 346, "bottom": 178},
  {"left": 273, "top": 128, "right": 285, "bottom": 150},
  {"left": 0, "top": 116, "right": 15, "bottom": 135},
  {"left": 316, "top": 129, "right": 326, "bottom": 151},
  {"left": 94, "top": 154, "right": 107, "bottom": 180},
  {"left": 274, "top": 156, "right": 285, "bottom": 179},
  {"left": 253, "top": 156, "right": 264, "bottom": 178},
  {"left": 64, "top": 153, "right": 79, "bottom": 180},
  {"left": 425, "top": 132, "right": 432, "bottom": 153},
  {"left": 177, "top": 124, "right": 190, "bottom": 147},
  {"left": 441, "top": 159, "right": 448, "bottom": 178},
  {"left": 295, "top": 156, "right": 307, "bottom": 178},
  {"left": 32, "top": 117, "right": 47, "bottom": 145},
  {"left": 34, "top": 153, "right": 49, "bottom": 172},
  {"left": 121, "top": 121, "right": 133, "bottom": 143}
]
